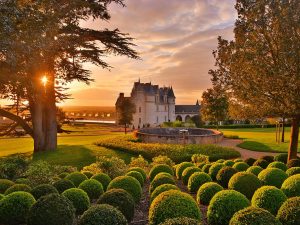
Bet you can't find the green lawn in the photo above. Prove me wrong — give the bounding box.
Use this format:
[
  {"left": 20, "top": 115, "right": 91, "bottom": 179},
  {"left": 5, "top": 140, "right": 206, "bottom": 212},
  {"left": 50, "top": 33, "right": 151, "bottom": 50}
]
[{"left": 221, "top": 127, "right": 299, "bottom": 153}]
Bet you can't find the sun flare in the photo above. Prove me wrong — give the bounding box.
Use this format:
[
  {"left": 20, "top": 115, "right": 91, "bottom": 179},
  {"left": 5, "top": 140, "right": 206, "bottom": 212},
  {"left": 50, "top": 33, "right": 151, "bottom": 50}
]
[{"left": 41, "top": 76, "right": 48, "bottom": 86}]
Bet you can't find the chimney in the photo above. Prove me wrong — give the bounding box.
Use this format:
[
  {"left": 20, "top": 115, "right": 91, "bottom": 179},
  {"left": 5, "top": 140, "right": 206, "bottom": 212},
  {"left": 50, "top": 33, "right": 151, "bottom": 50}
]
[{"left": 119, "top": 93, "right": 124, "bottom": 98}]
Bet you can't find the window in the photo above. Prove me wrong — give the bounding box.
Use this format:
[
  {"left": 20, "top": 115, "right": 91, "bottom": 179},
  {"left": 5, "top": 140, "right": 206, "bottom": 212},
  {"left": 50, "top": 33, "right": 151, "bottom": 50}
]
[
  {"left": 165, "top": 116, "right": 167, "bottom": 122},
  {"left": 139, "top": 107, "right": 141, "bottom": 113},
  {"left": 157, "top": 116, "right": 159, "bottom": 123},
  {"left": 157, "top": 105, "right": 159, "bottom": 111},
  {"left": 139, "top": 118, "right": 141, "bottom": 124},
  {"left": 165, "top": 105, "right": 167, "bottom": 111}
]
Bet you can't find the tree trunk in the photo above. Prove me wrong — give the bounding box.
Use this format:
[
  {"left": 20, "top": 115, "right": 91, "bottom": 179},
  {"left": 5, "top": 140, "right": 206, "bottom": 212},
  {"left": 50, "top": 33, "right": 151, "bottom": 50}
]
[
  {"left": 288, "top": 116, "right": 300, "bottom": 160},
  {"left": 31, "top": 98, "right": 46, "bottom": 152},
  {"left": 281, "top": 117, "right": 285, "bottom": 143}
]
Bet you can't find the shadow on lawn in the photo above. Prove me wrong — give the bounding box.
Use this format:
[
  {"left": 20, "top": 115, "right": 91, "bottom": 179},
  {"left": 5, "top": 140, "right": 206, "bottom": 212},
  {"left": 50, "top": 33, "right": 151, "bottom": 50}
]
[{"left": 237, "top": 141, "right": 274, "bottom": 152}]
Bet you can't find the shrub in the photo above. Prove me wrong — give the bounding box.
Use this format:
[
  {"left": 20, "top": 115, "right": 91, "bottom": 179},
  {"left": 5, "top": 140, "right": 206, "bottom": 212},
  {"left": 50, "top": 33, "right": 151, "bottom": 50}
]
[
  {"left": 258, "top": 168, "right": 288, "bottom": 188},
  {"left": 62, "top": 188, "right": 90, "bottom": 215},
  {"left": 197, "top": 162, "right": 206, "bottom": 169},
  {"left": 150, "top": 184, "right": 179, "bottom": 203},
  {"left": 251, "top": 186, "right": 287, "bottom": 215},
  {"left": 281, "top": 174, "right": 300, "bottom": 198},
  {"left": 229, "top": 206, "right": 281, "bottom": 225},
  {"left": 90, "top": 173, "right": 111, "bottom": 191},
  {"left": 149, "top": 190, "right": 201, "bottom": 225},
  {"left": 0, "top": 191, "right": 36, "bottom": 225},
  {"left": 25, "top": 160, "right": 54, "bottom": 186},
  {"left": 207, "top": 190, "right": 250, "bottom": 225},
  {"left": 274, "top": 153, "right": 288, "bottom": 163},
  {"left": 59, "top": 172, "right": 69, "bottom": 179},
  {"left": 260, "top": 155, "right": 274, "bottom": 163},
  {"left": 196, "top": 182, "right": 223, "bottom": 205},
  {"left": 253, "top": 159, "right": 269, "bottom": 169},
  {"left": 244, "top": 158, "right": 256, "bottom": 166},
  {"left": 246, "top": 166, "right": 263, "bottom": 176},
  {"left": 97, "top": 188, "right": 135, "bottom": 222},
  {"left": 0, "top": 179, "right": 14, "bottom": 194},
  {"left": 276, "top": 197, "right": 300, "bottom": 225},
  {"left": 78, "top": 204, "right": 127, "bottom": 225},
  {"left": 216, "top": 166, "right": 238, "bottom": 188},
  {"left": 0, "top": 154, "right": 29, "bottom": 180},
  {"left": 27, "top": 194, "right": 75, "bottom": 225},
  {"left": 31, "top": 184, "right": 58, "bottom": 199},
  {"left": 15, "top": 178, "right": 31, "bottom": 186},
  {"left": 107, "top": 176, "right": 142, "bottom": 203},
  {"left": 286, "top": 167, "right": 300, "bottom": 176},
  {"left": 152, "top": 155, "right": 175, "bottom": 167},
  {"left": 78, "top": 179, "right": 104, "bottom": 200},
  {"left": 234, "top": 159, "right": 244, "bottom": 162},
  {"left": 176, "top": 162, "right": 194, "bottom": 179},
  {"left": 224, "top": 160, "right": 235, "bottom": 167},
  {"left": 267, "top": 161, "right": 287, "bottom": 171},
  {"left": 202, "top": 163, "right": 212, "bottom": 173},
  {"left": 160, "top": 217, "right": 202, "bottom": 225},
  {"left": 233, "top": 162, "right": 249, "bottom": 172},
  {"left": 126, "top": 171, "right": 144, "bottom": 186},
  {"left": 65, "top": 172, "right": 88, "bottom": 187},
  {"left": 82, "top": 171, "right": 93, "bottom": 179},
  {"left": 287, "top": 159, "right": 300, "bottom": 168},
  {"left": 52, "top": 179, "right": 75, "bottom": 194},
  {"left": 127, "top": 167, "right": 147, "bottom": 181},
  {"left": 4, "top": 184, "right": 31, "bottom": 195},
  {"left": 209, "top": 163, "right": 225, "bottom": 181},
  {"left": 182, "top": 167, "right": 202, "bottom": 185},
  {"left": 95, "top": 156, "right": 127, "bottom": 178},
  {"left": 216, "top": 159, "right": 225, "bottom": 163},
  {"left": 188, "top": 172, "right": 212, "bottom": 193},
  {"left": 128, "top": 155, "right": 149, "bottom": 172},
  {"left": 191, "top": 154, "right": 209, "bottom": 164},
  {"left": 150, "top": 164, "right": 174, "bottom": 181},
  {"left": 228, "top": 172, "right": 261, "bottom": 199},
  {"left": 0, "top": 194, "right": 3, "bottom": 200},
  {"left": 150, "top": 173, "right": 176, "bottom": 193}
]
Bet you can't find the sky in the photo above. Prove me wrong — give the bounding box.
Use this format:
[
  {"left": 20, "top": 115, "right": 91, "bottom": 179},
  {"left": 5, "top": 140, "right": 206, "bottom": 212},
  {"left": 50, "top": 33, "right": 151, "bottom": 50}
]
[{"left": 2, "top": 0, "right": 237, "bottom": 107}]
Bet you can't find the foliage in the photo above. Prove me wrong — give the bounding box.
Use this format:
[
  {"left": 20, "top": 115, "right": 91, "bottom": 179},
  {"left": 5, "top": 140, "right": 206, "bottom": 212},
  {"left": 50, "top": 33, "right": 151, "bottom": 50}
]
[
  {"left": 116, "top": 98, "right": 136, "bottom": 132},
  {"left": 149, "top": 190, "right": 201, "bottom": 225},
  {"left": 27, "top": 194, "right": 75, "bottom": 225},
  {"left": 25, "top": 160, "right": 54, "bottom": 187},
  {"left": 191, "top": 154, "right": 209, "bottom": 164},
  {"left": 149, "top": 164, "right": 174, "bottom": 181},
  {"left": 202, "top": 164, "right": 212, "bottom": 173},
  {"left": 81, "top": 163, "right": 102, "bottom": 175},
  {"left": 62, "top": 188, "right": 90, "bottom": 215},
  {"left": 176, "top": 162, "right": 194, "bottom": 179},
  {"left": 196, "top": 182, "right": 223, "bottom": 206},
  {"left": 182, "top": 167, "right": 201, "bottom": 185},
  {"left": 78, "top": 179, "right": 104, "bottom": 200},
  {"left": 59, "top": 173, "right": 69, "bottom": 179},
  {"left": 126, "top": 171, "right": 144, "bottom": 186},
  {"left": 260, "top": 156, "right": 274, "bottom": 163},
  {"left": 281, "top": 174, "right": 300, "bottom": 198},
  {"left": 246, "top": 166, "right": 263, "bottom": 176},
  {"left": 232, "top": 162, "right": 249, "bottom": 172},
  {"left": 267, "top": 162, "right": 287, "bottom": 171},
  {"left": 160, "top": 217, "right": 202, "bottom": 225},
  {"left": 0, "top": 154, "right": 29, "bottom": 180},
  {"left": 150, "top": 174, "right": 176, "bottom": 194},
  {"left": 209, "top": 163, "right": 225, "bottom": 181},
  {"left": 188, "top": 172, "right": 212, "bottom": 193},
  {"left": 244, "top": 158, "right": 256, "bottom": 166},
  {"left": 0, "top": 179, "right": 14, "bottom": 194},
  {"left": 152, "top": 155, "right": 175, "bottom": 167},
  {"left": 4, "top": 184, "right": 31, "bottom": 195},
  {"left": 258, "top": 168, "right": 288, "bottom": 188},
  {"left": 287, "top": 159, "right": 300, "bottom": 168},
  {"left": 52, "top": 179, "right": 75, "bottom": 194},
  {"left": 95, "top": 156, "right": 127, "bottom": 179},
  {"left": 224, "top": 160, "right": 235, "bottom": 167},
  {"left": 127, "top": 167, "right": 147, "bottom": 181},
  {"left": 97, "top": 188, "right": 135, "bottom": 222},
  {"left": 150, "top": 184, "right": 179, "bottom": 203},
  {"left": 65, "top": 172, "right": 88, "bottom": 187},
  {"left": 276, "top": 197, "right": 300, "bottom": 225},
  {"left": 207, "top": 190, "right": 250, "bottom": 225},
  {"left": 216, "top": 166, "right": 238, "bottom": 188},
  {"left": 90, "top": 173, "right": 111, "bottom": 191},
  {"left": 82, "top": 171, "right": 93, "bottom": 179},
  {"left": 128, "top": 155, "right": 150, "bottom": 173},
  {"left": 274, "top": 153, "right": 289, "bottom": 164},
  {"left": 30, "top": 184, "right": 58, "bottom": 200},
  {"left": 253, "top": 159, "right": 269, "bottom": 169},
  {"left": 286, "top": 167, "right": 300, "bottom": 177}
]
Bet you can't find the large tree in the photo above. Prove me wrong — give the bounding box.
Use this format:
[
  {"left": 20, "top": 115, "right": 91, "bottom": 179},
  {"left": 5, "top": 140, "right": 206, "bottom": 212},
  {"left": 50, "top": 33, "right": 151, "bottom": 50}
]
[
  {"left": 116, "top": 98, "right": 136, "bottom": 134},
  {"left": 210, "top": 0, "right": 300, "bottom": 159},
  {"left": 0, "top": 0, "right": 138, "bottom": 152}
]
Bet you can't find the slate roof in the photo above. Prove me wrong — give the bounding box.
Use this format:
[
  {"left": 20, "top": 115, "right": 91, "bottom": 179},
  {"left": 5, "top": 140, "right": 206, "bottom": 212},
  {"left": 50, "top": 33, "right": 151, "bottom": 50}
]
[{"left": 175, "top": 103, "right": 200, "bottom": 114}]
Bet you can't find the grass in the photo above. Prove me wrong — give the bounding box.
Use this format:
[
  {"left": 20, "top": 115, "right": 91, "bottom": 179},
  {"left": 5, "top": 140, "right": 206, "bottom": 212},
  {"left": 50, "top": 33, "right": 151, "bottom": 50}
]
[{"left": 221, "top": 127, "right": 300, "bottom": 153}]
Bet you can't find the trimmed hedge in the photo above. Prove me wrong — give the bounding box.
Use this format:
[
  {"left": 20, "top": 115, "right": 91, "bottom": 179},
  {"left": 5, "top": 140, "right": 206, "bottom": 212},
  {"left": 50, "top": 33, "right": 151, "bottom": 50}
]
[
  {"left": 244, "top": 158, "right": 256, "bottom": 166},
  {"left": 216, "top": 166, "right": 238, "bottom": 188},
  {"left": 207, "top": 190, "right": 250, "bottom": 225},
  {"left": 150, "top": 173, "right": 176, "bottom": 194},
  {"left": 82, "top": 171, "right": 93, "bottom": 179},
  {"left": 78, "top": 179, "right": 104, "bottom": 200},
  {"left": 91, "top": 173, "right": 111, "bottom": 191},
  {"left": 160, "top": 217, "right": 202, "bottom": 225},
  {"left": 274, "top": 153, "right": 288, "bottom": 163},
  {"left": 4, "top": 184, "right": 31, "bottom": 195},
  {"left": 126, "top": 171, "right": 144, "bottom": 186},
  {"left": 209, "top": 163, "right": 225, "bottom": 181},
  {"left": 52, "top": 179, "right": 75, "bottom": 194},
  {"left": 246, "top": 166, "right": 263, "bottom": 176},
  {"left": 224, "top": 160, "right": 235, "bottom": 167},
  {"left": 232, "top": 162, "right": 249, "bottom": 172},
  {"left": 31, "top": 184, "right": 58, "bottom": 200},
  {"left": 62, "top": 188, "right": 90, "bottom": 215},
  {"left": 59, "top": 172, "right": 69, "bottom": 179},
  {"left": 65, "top": 172, "right": 88, "bottom": 187},
  {"left": 258, "top": 168, "right": 288, "bottom": 188},
  {"left": 234, "top": 159, "right": 244, "bottom": 163},
  {"left": 281, "top": 174, "right": 300, "bottom": 198},
  {"left": 253, "top": 159, "right": 269, "bottom": 169},
  {"left": 260, "top": 155, "right": 274, "bottom": 163},
  {"left": 182, "top": 167, "right": 202, "bottom": 185},
  {"left": 149, "top": 190, "right": 201, "bottom": 225},
  {"left": 287, "top": 159, "right": 300, "bottom": 168},
  {"left": 0, "top": 179, "right": 14, "bottom": 194},
  {"left": 202, "top": 164, "right": 212, "bottom": 173},
  {"left": 196, "top": 182, "right": 223, "bottom": 205},
  {"left": 0, "top": 194, "right": 3, "bottom": 200},
  {"left": 267, "top": 162, "right": 287, "bottom": 171},
  {"left": 15, "top": 178, "right": 31, "bottom": 186},
  {"left": 286, "top": 167, "right": 300, "bottom": 177},
  {"left": 127, "top": 167, "right": 147, "bottom": 181},
  {"left": 150, "top": 184, "right": 179, "bottom": 203},
  {"left": 175, "top": 162, "right": 194, "bottom": 179},
  {"left": 276, "top": 197, "right": 300, "bottom": 225},
  {"left": 188, "top": 172, "right": 212, "bottom": 193},
  {"left": 149, "top": 164, "right": 174, "bottom": 181}
]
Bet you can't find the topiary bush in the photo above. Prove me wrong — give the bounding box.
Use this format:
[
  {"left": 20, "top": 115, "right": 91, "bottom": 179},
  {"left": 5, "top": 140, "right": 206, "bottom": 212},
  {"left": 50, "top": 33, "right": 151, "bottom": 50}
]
[
  {"left": 175, "top": 162, "right": 194, "bottom": 179},
  {"left": 126, "top": 171, "right": 144, "bottom": 186},
  {"left": 52, "top": 179, "right": 75, "bottom": 194},
  {"left": 4, "top": 184, "right": 31, "bottom": 195},
  {"left": 233, "top": 162, "right": 249, "bottom": 172},
  {"left": 197, "top": 162, "right": 206, "bottom": 169},
  {"left": 253, "top": 159, "right": 269, "bottom": 169},
  {"left": 149, "top": 190, "right": 201, "bottom": 225},
  {"left": 209, "top": 163, "right": 225, "bottom": 181},
  {"left": 244, "top": 158, "right": 256, "bottom": 166},
  {"left": 27, "top": 193, "right": 75, "bottom": 225},
  {"left": 188, "top": 172, "right": 212, "bottom": 193},
  {"left": 15, "top": 178, "right": 31, "bottom": 186},
  {"left": 246, "top": 166, "right": 263, "bottom": 176},
  {"left": 0, "top": 191, "right": 36, "bottom": 225},
  {"left": 91, "top": 173, "right": 111, "bottom": 191},
  {"left": 224, "top": 160, "right": 235, "bottom": 167},
  {"left": 281, "top": 174, "right": 300, "bottom": 198},
  {"left": 274, "top": 153, "right": 288, "bottom": 163},
  {"left": 276, "top": 196, "right": 300, "bottom": 225},
  {"left": 0, "top": 179, "right": 14, "bottom": 194},
  {"left": 251, "top": 186, "right": 287, "bottom": 215},
  {"left": 150, "top": 184, "right": 179, "bottom": 203},
  {"left": 82, "top": 171, "right": 93, "bottom": 179},
  {"left": 107, "top": 175, "right": 142, "bottom": 203},
  {"left": 160, "top": 217, "right": 202, "bottom": 225},
  {"left": 65, "top": 172, "right": 88, "bottom": 187},
  {"left": 0, "top": 194, "right": 3, "bottom": 200},
  {"left": 234, "top": 159, "right": 243, "bottom": 162},
  {"left": 62, "top": 188, "right": 90, "bottom": 215},
  {"left": 31, "top": 184, "right": 58, "bottom": 200},
  {"left": 287, "top": 159, "right": 300, "bottom": 168},
  {"left": 78, "top": 204, "right": 127, "bottom": 225},
  {"left": 97, "top": 188, "right": 135, "bottom": 222},
  {"left": 182, "top": 166, "right": 202, "bottom": 185},
  {"left": 260, "top": 155, "right": 274, "bottom": 163},
  {"left": 149, "top": 164, "right": 174, "bottom": 181},
  {"left": 286, "top": 167, "right": 300, "bottom": 177},
  {"left": 59, "top": 172, "right": 69, "bottom": 179},
  {"left": 127, "top": 167, "right": 147, "bottom": 181},
  {"left": 258, "top": 168, "right": 288, "bottom": 188},
  {"left": 196, "top": 182, "right": 223, "bottom": 205},
  {"left": 216, "top": 166, "right": 238, "bottom": 188},
  {"left": 202, "top": 163, "right": 212, "bottom": 173},
  {"left": 229, "top": 206, "right": 281, "bottom": 225},
  {"left": 216, "top": 159, "right": 225, "bottom": 163},
  {"left": 78, "top": 179, "right": 104, "bottom": 200},
  {"left": 150, "top": 173, "right": 176, "bottom": 194},
  {"left": 267, "top": 161, "right": 287, "bottom": 171},
  {"left": 207, "top": 190, "right": 250, "bottom": 225}
]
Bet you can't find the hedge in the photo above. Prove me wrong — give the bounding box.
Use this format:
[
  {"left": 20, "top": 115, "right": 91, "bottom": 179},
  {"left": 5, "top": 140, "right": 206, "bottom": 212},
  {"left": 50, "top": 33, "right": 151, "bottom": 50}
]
[
  {"left": 258, "top": 168, "right": 288, "bottom": 188},
  {"left": 281, "top": 174, "right": 300, "bottom": 198},
  {"left": 62, "top": 188, "right": 90, "bottom": 215},
  {"left": 188, "top": 172, "right": 212, "bottom": 193},
  {"left": 276, "top": 197, "right": 300, "bottom": 225},
  {"left": 196, "top": 182, "right": 223, "bottom": 205},
  {"left": 149, "top": 164, "right": 174, "bottom": 181},
  {"left": 90, "top": 173, "right": 111, "bottom": 191}
]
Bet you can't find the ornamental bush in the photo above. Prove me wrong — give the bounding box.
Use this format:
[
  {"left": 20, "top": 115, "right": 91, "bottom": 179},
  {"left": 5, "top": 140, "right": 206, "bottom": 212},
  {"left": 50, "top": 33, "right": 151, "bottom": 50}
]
[
  {"left": 149, "top": 190, "right": 201, "bottom": 225},
  {"left": 267, "top": 161, "right": 287, "bottom": 171},
  {"left": 274, "top": 153, "right": 288, "bottom": 163},
  {"left": 0, "top": 194, "right": 3, "bottom": 200},
  {"left": 150, "top": 173, "right": 176, "bottom": 194},
  {"left": 65, "top": 172, "right": 88, "bottom": 187},
  {"left": 233, "top": 162, "right": 249, "bottom": 172},
  {"left": 276, "top": 197, "right": 300, "bottom": 225},
  {"left": 182, "top": 167, "right": 202, "bottom": 185},
  {"left": 52, "top": 179, "right": 75, "bottom": 194},
  {"left": 234, "top": 159, "right": 244, "bottom": 162},
  {"left": 260, "top": 155, "right": 274, "bottom": 163},
  {"left": 15, "top": 178, "right": 31, "bottom": 186},
  {"left": 107, "top": 176, "right": 142, "bottom": 203},
  {"left": 62, "top": 188, "right": 90, "bottom": 215},
  {"left": 287, "top": 159, "right": 300, "bottom": 168},
  {"left": 126, "top": 171, "right": 144, "bottom": 186},
  {"left": 31, "top": 184, "right": 58, "bottom": 199},
  {"left": 0, "top": 179, "right": 14, "bottom": 194},
  {"left": 78, "top": 179, "right": 104, "bottom": 200},
  {"left": 209, "top": 163, "right": 225, "bottom": 181},
  {"left": 253, "top": 159, "right": 269, "bottom": 169},
  {"left": 0, "top": 191, "right": 36, "bottom": 225},
  {"left": 286, "top": 167, "right": 300, "bottom": 176},
  {"left": 202, "top": 163, "right": 212, "bottom": 173},
  {"left": 82, "top": 171, "right": 93, "bottom": 179},
  {"left": 78, "top": 204, "right": 127, "bottom": 225},
  {"left": 160, "top": 217, "right": 202, "bottom": 225},
  {"left": 127, "top": 167, "right": 147, "bottom": 181},
  {"left": 197, "top": 162, "right": 206, "bottom": 169},
  {"left": 207, "top": 190, "right": 250, "bottom": 225},
  {"left": 27, "top": 194, "right": 75, "bottom": 225},
  {"left": 149, "top": 164, "right": 174, "bottom": 181},
  {"left": 246, "top": 166, "right": 263, "bottom": 176},
  {"left": 176, "top": 162, "right": 194, "bottom": 179},
  {"left": 281, "top": 174, "right": 300, "bottom": 198},
  {"left": 251, "top": 186, "right": 287, "bottom": 215},
  {"left": 216, "top": 159, "right": 225, "bottom": 163},
  {"left": 150, "top": 184, "right": 179, "bottom": 203},
  {"left": 258, "top": 168, "right": 288, "bottom": 188},
  {"left": 4, "top": 184, "right": 31, "bottom": 195},
  {"left": 224, "top": 160, "right": 235, "bottom": 167},
  {"left": 97, "top": 188, "right": 135, "bottom": 222},
  {"left": 188, "top": 172, "right": 212, "bottom": 193},
  {"left": 244, "top": 158, "right": 256, "bottom": 166},
  {"left": 216, "top": 166, "right": 238, "bottom": 188},
  {"left": 59, "top": 172, "right": 69, "bottom": 179},
  {"left": 229, "top": 206, "right": 281, "bottom": 225},
  {"left": 91, "top": 173, "right": 111, "bottom": 191},
  {"left": 196, "top": 182, "right": 223, "bottom": 205}
]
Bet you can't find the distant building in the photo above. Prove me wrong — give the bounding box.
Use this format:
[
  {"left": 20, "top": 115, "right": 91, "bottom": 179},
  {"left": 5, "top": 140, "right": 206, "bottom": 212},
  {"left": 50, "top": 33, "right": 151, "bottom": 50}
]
[{"left": 175, "top": 100, "right": 201, "bottom": 122}]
